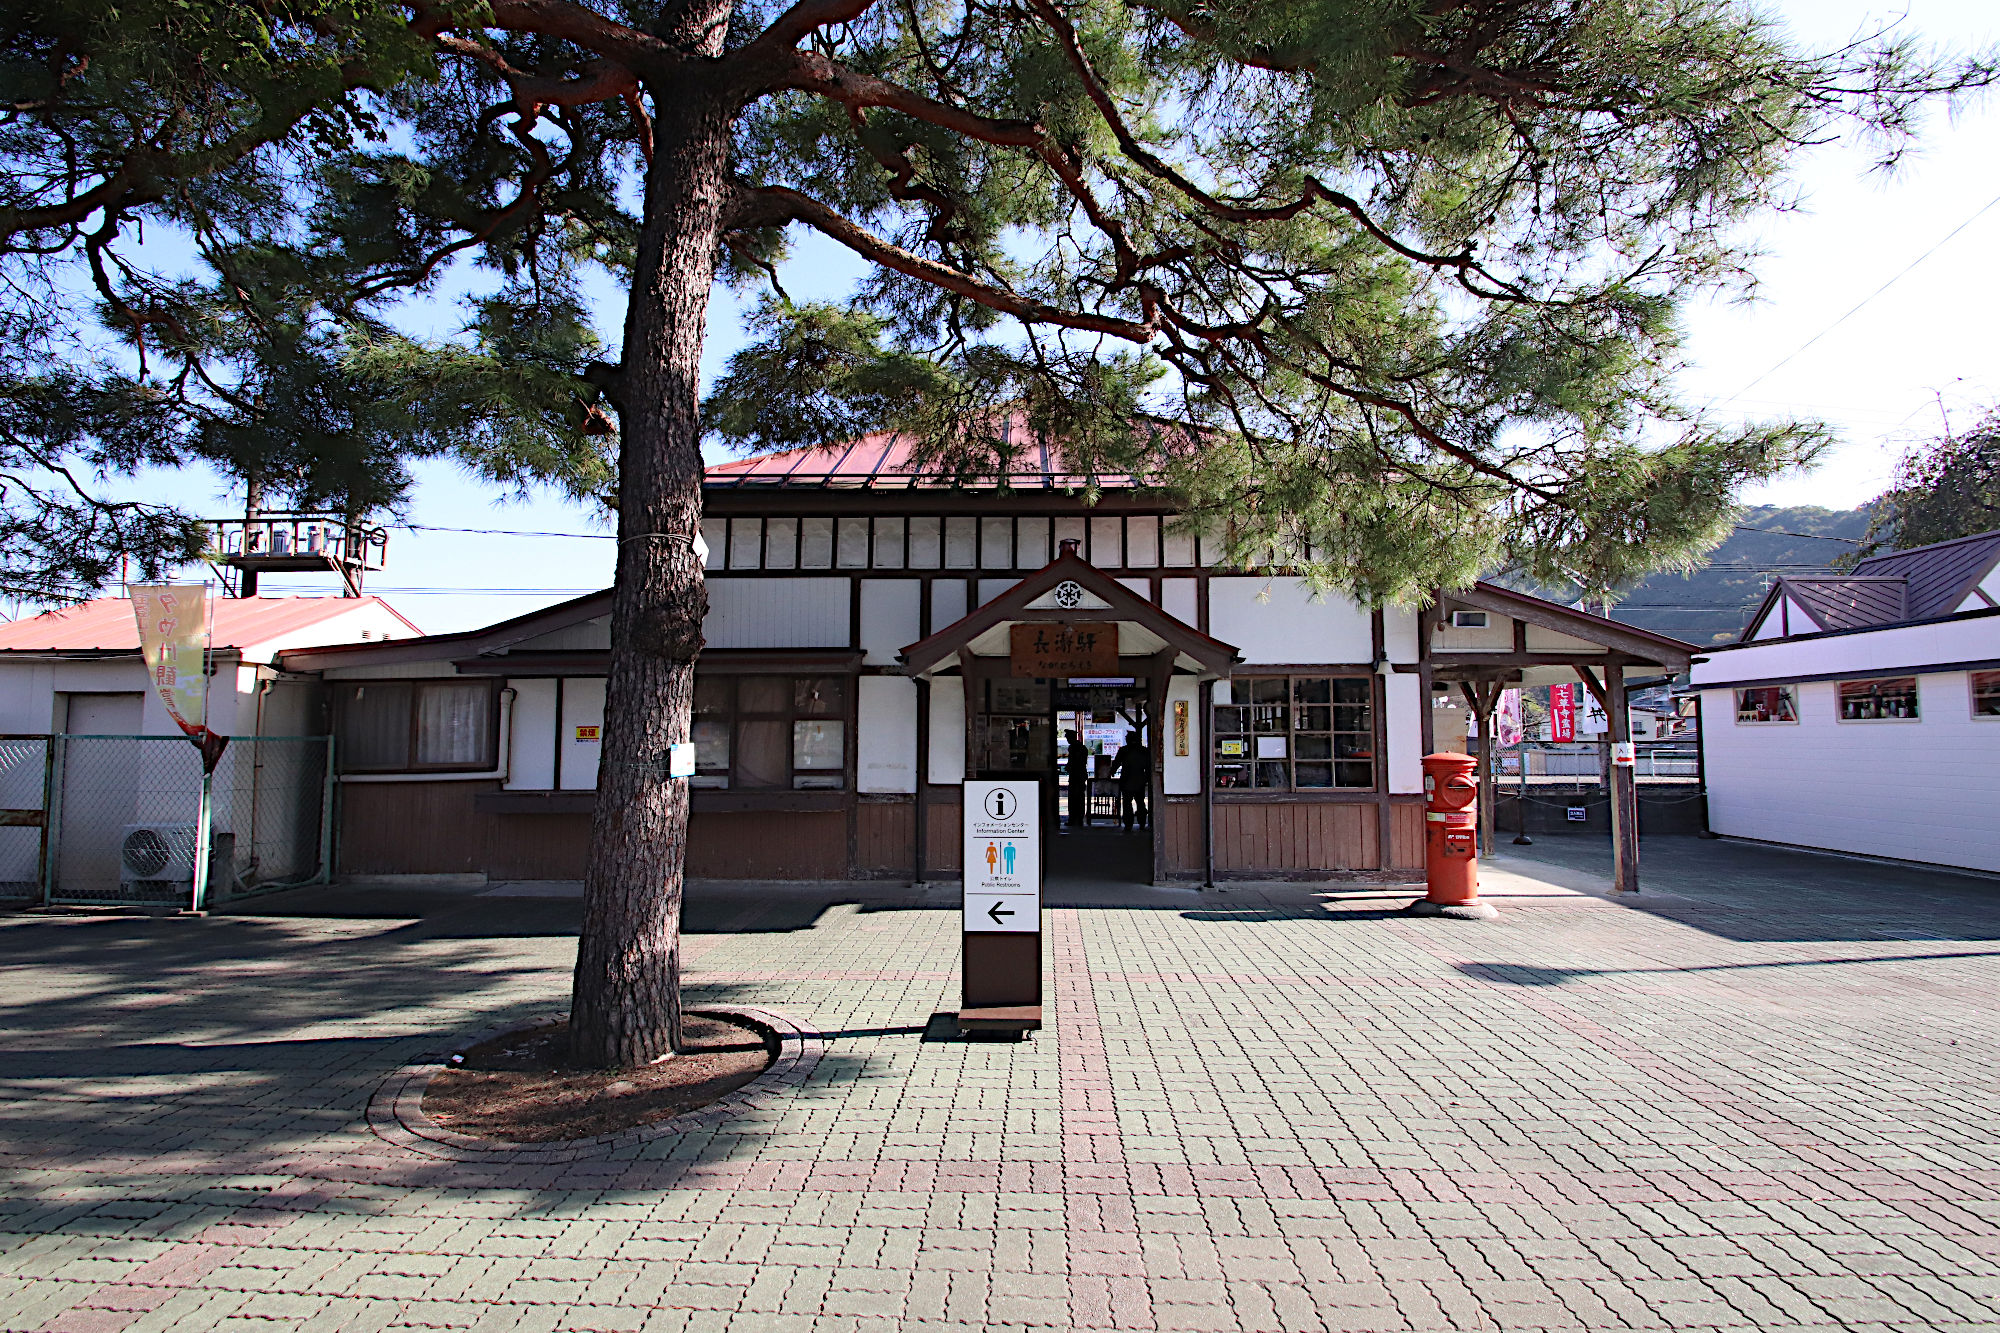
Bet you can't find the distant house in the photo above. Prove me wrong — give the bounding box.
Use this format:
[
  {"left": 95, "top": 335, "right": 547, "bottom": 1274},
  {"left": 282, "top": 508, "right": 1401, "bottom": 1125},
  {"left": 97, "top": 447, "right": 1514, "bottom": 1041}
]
[
  {"left": 1691, "top": 530, "right": 2000, "bottom": 873},
  {"left": 0, "top": 596, "right": 419, "bottom": 903}
]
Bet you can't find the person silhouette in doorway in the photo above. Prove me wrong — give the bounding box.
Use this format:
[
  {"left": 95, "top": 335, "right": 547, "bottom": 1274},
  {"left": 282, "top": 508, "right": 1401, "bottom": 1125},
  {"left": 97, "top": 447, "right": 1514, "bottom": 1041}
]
[
  {"left": 1064, "top": 728, "right": 1089, "bottom": 830},
  {"left": 1110, "top": 740, "right": 1152, "bottom": 831}
]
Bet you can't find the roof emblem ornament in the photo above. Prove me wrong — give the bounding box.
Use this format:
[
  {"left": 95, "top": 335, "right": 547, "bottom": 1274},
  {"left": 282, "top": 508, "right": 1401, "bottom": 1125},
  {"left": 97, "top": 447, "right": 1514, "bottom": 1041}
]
[{"left": 1052, "top": 580, "right": 1086, "bottom": 610}]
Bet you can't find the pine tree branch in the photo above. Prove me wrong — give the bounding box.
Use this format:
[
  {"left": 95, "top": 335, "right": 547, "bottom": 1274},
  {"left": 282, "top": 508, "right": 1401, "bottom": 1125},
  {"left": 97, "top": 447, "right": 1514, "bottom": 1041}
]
[
  {"left": 727, "top": 182, "right": 1158, "bottom": 341},
  {"left": 1025, "top": 0, "right": 1532, "bottom": 303}
]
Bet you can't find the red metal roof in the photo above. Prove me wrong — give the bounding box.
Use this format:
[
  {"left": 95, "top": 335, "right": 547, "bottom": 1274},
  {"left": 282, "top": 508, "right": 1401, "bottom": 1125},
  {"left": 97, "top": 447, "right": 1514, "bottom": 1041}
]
[
  {"left": 705, "top": 422, "right": 1153, "bottom": 490},
  {"left": 0, "top": 596, "right": 421, "bottom": 653}
]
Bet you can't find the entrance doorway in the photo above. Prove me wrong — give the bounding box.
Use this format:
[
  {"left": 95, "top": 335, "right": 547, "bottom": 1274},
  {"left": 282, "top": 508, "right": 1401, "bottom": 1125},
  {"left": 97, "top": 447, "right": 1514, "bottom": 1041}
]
[{"left": 971, "top": 675, "right": 1153, "bottom": 884}]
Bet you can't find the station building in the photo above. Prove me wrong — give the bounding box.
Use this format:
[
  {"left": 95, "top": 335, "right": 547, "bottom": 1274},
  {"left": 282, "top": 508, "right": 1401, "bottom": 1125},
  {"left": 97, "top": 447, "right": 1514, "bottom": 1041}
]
[{"left": 282, "top": 432, "right": 1687, "bottom": 885}]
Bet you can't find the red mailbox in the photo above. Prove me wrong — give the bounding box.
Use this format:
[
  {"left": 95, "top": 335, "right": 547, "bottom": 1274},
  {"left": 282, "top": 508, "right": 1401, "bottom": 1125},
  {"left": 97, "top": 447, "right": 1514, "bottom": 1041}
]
[{"left": 1421, "top": 752, "right": 1482, "bottom": 907}]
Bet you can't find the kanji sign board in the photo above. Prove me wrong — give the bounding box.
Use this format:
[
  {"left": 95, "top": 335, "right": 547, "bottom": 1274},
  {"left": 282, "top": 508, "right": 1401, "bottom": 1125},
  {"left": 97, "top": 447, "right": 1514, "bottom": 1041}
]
[
  {"left": 1009, "top": 622, "right": 1117, "bottom": 678},
  {"left": 963, "top": 780, "right": 1039, "bottom": 933}
]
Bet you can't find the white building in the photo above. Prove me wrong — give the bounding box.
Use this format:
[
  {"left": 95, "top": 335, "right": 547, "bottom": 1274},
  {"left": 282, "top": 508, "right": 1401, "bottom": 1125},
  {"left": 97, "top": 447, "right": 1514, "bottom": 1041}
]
[
  {"left": 1691, "top": 530, "right": 2000, "bottom": 873},
  {"left": 0, "top": 595, "right": 420, "bottom": 901}
]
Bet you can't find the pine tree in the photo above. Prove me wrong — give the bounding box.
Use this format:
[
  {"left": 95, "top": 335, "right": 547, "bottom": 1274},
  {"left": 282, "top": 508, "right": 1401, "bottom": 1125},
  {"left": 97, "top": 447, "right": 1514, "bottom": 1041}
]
[{"left": 1, "top": 0, "right": 1990, "bottom": 1063}]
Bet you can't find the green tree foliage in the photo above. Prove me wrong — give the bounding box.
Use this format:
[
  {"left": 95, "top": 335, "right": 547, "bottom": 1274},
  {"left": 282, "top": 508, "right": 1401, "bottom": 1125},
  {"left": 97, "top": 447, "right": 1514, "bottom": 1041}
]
[
  {"left": 0, "top": 0, "right": 1991, "bottom": 1063},
  {"left": 0, "top": 0, "right": 613, "bottom": 599},
  {"left": 1857, "top": 409, "right": 2000, "bottom": 555}
]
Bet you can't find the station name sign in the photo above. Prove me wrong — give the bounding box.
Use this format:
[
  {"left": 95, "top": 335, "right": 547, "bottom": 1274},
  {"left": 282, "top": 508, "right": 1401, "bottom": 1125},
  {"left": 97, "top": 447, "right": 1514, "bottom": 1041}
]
[{"left": 1009, "top": 622, "right": 1116, "bottom": 678}]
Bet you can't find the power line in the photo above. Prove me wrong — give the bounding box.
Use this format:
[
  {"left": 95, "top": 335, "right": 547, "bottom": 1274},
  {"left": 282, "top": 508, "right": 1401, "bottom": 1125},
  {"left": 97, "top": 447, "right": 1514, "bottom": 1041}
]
[
  {"left": 1718, "top": 189, "right": 2000, "bottom": 404},
  {"left": 397, "top": 523, "right": 614, "bottom": 539},
  {"left": 1731, "top": 523, "right": 1861, "bottom": 544}
]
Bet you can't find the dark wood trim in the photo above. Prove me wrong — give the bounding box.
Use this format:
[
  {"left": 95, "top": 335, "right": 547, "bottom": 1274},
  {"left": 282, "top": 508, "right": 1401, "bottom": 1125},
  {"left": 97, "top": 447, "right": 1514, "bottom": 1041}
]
[
  {"left": 914, "top": 677, "right": 930, "bottom": 881},
  {"left": 1213, "top": 790, "right": 1384, "bottom": 804},
  {"left": 900, "top": 550, "right": 1239, "bottom": 678},
  {"left": 553, "top": 674, "right": 566, "bottom": 790},
  {"left": 1418, "top": 595, "right": 1436, "bottom": 757},
  {"left": 1148, "top": 646, "right": 1175, "bottom": 885},
  {"left": 1371, "top": 610, "right": 1392, "bottom": 867},
  {"left": 473, "top": 789, "right": 853, "bottom": 815}
]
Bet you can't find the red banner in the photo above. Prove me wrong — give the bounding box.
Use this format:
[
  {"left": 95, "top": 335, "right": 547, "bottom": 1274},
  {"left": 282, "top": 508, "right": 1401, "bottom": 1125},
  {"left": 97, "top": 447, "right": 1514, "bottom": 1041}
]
[{"left": 1549, "top": 683, "right": 1577, "bottom": 743}]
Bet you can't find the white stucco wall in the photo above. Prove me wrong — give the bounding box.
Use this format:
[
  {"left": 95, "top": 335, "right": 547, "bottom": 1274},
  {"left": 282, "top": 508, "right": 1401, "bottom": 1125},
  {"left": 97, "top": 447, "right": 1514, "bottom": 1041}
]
[
  {"left": 704, "top": 577, "right": 851, "bottom": 648},
  {"left": 928, "top": 676, "right": 965, "bottom": 784},
  {"left": 505, "top": 678, "right": 559, "bottom": 790},
  {"left": 859, "top": 580, "right": 923, "bottom": 666},
  {"left": 1206, "top": 577, "right": 1373, "bottom": 664},
  {"left": 558, "top": 677, "right": 606, "bottom": 790},
  {"left": 858, "top": 676, "right": 918, "bottom": 793},
  {"left": 1384, "top": 671, "right": 1424, "bottom": 793},
  {"left": 1700, "top": 672, "right": 2000, "bottom": 872}
]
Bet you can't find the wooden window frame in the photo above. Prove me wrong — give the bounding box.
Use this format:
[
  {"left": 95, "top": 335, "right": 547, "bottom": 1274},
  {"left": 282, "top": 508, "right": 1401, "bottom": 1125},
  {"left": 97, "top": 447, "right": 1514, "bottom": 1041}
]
[
  {"left": 1212, "top": 672, "right": 1376, "bottom": 793},
  {"left": 334, "top": 678, "right": 501, "bottom": 774},
  {"left": 691, "top": 672, "right": 853, "bottom": 792}
]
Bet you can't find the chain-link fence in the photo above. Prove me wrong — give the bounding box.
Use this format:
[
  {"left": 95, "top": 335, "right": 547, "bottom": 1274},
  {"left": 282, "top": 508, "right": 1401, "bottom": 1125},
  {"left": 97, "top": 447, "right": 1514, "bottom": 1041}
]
[{"left": 0, "top": 734, "right": 331, "bottom": 909}]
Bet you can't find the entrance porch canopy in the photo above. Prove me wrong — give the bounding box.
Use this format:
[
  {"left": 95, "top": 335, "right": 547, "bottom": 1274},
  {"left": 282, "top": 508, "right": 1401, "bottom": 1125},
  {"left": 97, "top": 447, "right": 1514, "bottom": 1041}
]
[{"left": 899, "top": 547, "right": 1239, "bottom": 678}]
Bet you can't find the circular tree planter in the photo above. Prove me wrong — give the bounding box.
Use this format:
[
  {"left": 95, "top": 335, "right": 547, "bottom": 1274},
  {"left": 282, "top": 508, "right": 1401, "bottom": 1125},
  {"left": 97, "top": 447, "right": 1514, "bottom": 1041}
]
[{"left": 367, "top": 1004, "right": 822, "bottom": 1161}]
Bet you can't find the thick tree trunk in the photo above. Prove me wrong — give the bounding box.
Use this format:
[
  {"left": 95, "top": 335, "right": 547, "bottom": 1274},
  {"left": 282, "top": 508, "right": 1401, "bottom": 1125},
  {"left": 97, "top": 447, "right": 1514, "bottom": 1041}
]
[{"left": 568, "top": 67, "right": 734, "bottom": 1069}]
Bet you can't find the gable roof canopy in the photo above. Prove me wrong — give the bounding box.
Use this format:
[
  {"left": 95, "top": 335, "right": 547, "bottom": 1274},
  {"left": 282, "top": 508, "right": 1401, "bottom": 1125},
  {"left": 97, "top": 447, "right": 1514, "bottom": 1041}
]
[
  {"left": 1431, "top": 583, "right": 1696, "bottom": 687},
  {"left": 900, "top": 548, "right": 1238, "bottom": 679}
]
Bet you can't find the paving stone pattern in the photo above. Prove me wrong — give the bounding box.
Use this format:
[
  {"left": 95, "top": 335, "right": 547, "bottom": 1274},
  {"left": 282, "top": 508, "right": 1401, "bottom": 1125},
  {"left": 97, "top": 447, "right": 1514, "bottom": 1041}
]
[{"left": 6, "top": 842, "right": 2000, "bottom": 1331}]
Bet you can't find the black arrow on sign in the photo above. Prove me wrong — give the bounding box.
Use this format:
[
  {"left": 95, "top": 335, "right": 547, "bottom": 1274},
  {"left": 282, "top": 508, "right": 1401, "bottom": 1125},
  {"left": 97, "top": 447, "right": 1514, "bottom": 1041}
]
[{"left": 987, "top": 902, "right": 1015, "bottom": 924}]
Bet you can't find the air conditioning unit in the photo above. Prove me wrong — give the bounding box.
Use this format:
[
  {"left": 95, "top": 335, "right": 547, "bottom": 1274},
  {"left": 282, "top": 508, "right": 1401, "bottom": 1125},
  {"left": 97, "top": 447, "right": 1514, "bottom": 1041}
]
[{"left": 120, "top": 823, "right": 199, "bottom": 885}]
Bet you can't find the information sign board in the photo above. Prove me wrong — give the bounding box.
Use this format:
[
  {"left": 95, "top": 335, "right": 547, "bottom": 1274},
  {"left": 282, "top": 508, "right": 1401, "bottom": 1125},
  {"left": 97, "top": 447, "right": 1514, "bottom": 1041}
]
[{"left": 963, "top": 780, "right": 1040, "bottom": 933}]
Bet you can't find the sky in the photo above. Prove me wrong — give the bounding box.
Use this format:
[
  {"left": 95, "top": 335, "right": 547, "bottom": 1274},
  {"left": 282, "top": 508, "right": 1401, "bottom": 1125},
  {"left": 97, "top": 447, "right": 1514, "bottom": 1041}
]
[{"left": 22, "top": 0, "right": 2000, "bottom": 636}]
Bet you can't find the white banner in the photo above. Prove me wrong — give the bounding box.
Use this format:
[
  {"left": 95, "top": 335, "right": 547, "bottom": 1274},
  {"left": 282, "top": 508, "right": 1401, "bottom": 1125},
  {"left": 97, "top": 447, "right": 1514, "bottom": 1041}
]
[
  {"left": 1496, "top": 688, "right": 1523, "bottom": 748},
  {"left": 129, "top": 585, "right": 212, "bottom": 737}
]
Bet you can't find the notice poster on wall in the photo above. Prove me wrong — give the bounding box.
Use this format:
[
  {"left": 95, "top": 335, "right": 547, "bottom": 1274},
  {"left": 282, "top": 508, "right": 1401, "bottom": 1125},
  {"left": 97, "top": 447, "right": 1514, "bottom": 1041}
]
[{"left": 1549, "top": 683, "right": 1577, "bottom": 743}]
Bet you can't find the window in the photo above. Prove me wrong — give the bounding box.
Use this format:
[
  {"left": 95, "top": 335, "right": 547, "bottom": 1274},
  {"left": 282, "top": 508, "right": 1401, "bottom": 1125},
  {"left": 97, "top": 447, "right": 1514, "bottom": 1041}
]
[
  {"left": 1838, "top": 676, "right": 1919, "bottom": 721},
  {"left": 1975, "top": 671, "right": 2000, "bottom": 718},
  {"left": 1734, "top": 686, "right": 1797, "bottom": 724},
  {"left": 1213, "top": 676, "right": 1373, "bottom": 790},
  {"left": 334, "top": 680, "right": 498, "bottom": 772},
  {"left": 691, "top": 675, "right": 847, "bottom": 790}
]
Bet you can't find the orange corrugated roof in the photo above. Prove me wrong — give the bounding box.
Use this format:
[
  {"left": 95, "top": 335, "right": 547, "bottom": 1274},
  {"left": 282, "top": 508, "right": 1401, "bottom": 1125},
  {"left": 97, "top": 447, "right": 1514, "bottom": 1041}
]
[{"left": 0, "top": 596, "right": 421, "bottom": 652}]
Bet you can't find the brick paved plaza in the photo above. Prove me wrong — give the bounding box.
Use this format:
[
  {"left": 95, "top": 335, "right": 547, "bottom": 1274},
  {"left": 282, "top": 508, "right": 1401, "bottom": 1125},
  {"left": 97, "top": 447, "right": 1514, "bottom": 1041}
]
[{"left": 6, "top": 838, "right": 2000, "bottom": 1331}]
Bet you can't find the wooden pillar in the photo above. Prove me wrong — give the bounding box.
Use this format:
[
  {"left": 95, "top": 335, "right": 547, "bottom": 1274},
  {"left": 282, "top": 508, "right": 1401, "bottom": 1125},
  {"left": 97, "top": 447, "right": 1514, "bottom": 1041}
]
[
  {"left": 1577, "top": 663, "right": 1638, "bottom": 894},
  {"left": 1147, "top": 649, "right": 1175, "bottom": 885},
  {"left": 913, "top": 676, "right": 930, "bottom": 885},
  {"left": 1605, "top": 667, "right": 1639, "bottom": 893},
  {"left": 1459, "top": 680, "right": 1499, "bottom": 859}
]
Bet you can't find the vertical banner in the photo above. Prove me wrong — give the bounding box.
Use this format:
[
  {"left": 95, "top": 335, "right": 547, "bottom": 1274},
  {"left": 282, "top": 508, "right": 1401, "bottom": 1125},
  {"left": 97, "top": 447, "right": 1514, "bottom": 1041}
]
[
  {"left": 1549, "top": 683, "right": 1577, "bottom": 743},
  {"left": 1496, "top": 689, "right": 1523, "bottom": 748},
  {"left": 130, "top": 585, "right": 213, "bottom": 739},
  {"left": 130, "top": 585, "right": 223, "bottom": 911}
]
